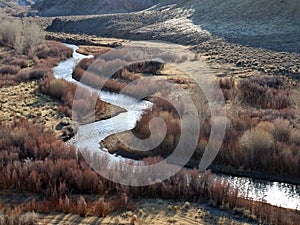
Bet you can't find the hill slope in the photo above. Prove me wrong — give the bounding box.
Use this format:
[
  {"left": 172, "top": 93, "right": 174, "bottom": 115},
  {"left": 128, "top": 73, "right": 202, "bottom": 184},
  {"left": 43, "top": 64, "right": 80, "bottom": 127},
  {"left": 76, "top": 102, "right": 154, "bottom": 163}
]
[
  {"left": 188, "top": 0, "right": 300, "bottom": 52},
  {"left": 42, "top": 0, "right": 300, "bottom": 53},
  {"left": 32, "top": 0, "right": 160, "bottom": 16},
  {"left": 0, "top": 0, "right": 37, "bottom": 7}
]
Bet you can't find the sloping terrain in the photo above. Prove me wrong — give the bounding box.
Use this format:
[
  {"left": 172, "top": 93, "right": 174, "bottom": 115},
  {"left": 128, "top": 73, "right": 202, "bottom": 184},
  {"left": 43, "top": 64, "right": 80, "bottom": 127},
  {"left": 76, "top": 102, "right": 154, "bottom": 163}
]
[
  {"left": 32, "top": 0, "right": 160, "bottom": 16},
  {"left": 0, "top": 0, "right": 36, "bottom": 7},
  {"left": 187, "top": 0, "right": 300, "bottom": 52},
  {"left": 43, "top": 0, "right": 300, "bottom": 53}
]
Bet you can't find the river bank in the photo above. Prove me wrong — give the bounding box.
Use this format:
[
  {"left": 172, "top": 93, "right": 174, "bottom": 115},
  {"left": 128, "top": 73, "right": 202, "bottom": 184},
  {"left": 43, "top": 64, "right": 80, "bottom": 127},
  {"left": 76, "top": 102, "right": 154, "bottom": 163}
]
[
  {"left": 53, "top": 41, "right": 300, "bottom": 212},
  {"left": 0, "top": 39, "right": 298, "bottom": 223}
]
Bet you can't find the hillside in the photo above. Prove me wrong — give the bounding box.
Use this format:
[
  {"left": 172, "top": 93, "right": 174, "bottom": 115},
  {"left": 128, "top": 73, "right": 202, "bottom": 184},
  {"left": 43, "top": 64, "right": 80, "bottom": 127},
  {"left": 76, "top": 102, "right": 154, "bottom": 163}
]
[
  {"left": 42, "top": 0, "right": 300, "bottom": 53},
  {"left": 0, "top": 0, "right": 37, "bottom": 7},
  {"left": 32, "top": 0, "right": 160, "bottom": 16},
  {"left": 188, "top": 0, "right": 300, "bottom": 52}
]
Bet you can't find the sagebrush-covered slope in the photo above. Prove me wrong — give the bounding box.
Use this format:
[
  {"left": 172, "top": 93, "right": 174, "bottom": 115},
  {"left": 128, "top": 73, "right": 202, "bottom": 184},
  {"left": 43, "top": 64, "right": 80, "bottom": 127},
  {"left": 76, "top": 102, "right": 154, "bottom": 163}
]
[
  {"left": 32, "top": 0, "right": 160, "bottom": 16},
  {"left": 0, "top": 0, "right": 37, "bottom": 7},
  {"left": 43, "top": 0, "right": 300, "bottom": 53}
]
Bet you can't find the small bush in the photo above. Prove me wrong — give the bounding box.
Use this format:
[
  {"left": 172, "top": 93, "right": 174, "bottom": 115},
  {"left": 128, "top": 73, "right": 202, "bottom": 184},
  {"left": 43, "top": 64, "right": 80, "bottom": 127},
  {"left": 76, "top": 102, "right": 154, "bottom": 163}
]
[
  {"left": 240, "top": 128, "right": 275, "bottom": 152},
  {"left": 48, "top": 78, "right": 67, "bottom": 99},
  {"left": 256, "top": 121, "right": 275, "bottom": 135},
  {"left": 10, "top": 58, "right": 29, "bottom": 68},
  {"left": 289, "top": 129, "right": 300, "bottom": 145},
  {"left": 0, "top": 65, "right": 20, "bottom": 75},
  {"left": 273, "top": 118, "right": 291, "bottom": 142},
  {"left": 125, "top": 61, "right": 164, "bottom": 74},
  {"left": 28, "top": 67, "right": 52, "bottom": 80},
  {"left": 76, "top": 196, "right": 87, "bottom": 217},
  {"left": 77, "top": 58, "right": 94, "bottom": 70},
  {"left": 219, "top": 77, "right": 234, "bottom": 90},
  {"left": 239, "top": 128, "right": 275, "bottom": 169}
]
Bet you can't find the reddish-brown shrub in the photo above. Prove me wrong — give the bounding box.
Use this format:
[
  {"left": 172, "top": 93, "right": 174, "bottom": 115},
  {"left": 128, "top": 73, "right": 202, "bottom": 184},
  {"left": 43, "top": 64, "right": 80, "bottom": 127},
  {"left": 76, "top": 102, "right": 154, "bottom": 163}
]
[
  {"left": 208, "top": 179, "right": 231, "bottom": 205},
  {"left": 239, "top": 76, "right": 291, "bottom": 109},
  {"left": 47, "top": 78, "right": 67, "bottom": 99},
  {"left": 77, "top": 58, "right": 95, "bottom": 70},
  {"left": 290, "top": 129, "right": 300, "bottom": 145},
  {"left": 219, "top": 77, "right": 234, "bottom": 90},
  {"left": 36, "top": 41, "right": 72, "bottom": 60},
  {"left": 10, "top": 58, "right": 29, "bottom": 68},
  {"left": 0, "top": 65, "right": 20, "bottom": 75},
  {"left": 125, "top": 61, "right": 164, "bottom": 74},
  {"left": 39, "top": 75, "right": 107, "bottom": 123},
  {"left": 94, "top": 198, "right": 111, "bottom": 217},
  {"left": 28, "top": 67, "right": 52, "bottom": 80},
  {"left": 76, "top": 196, "right": 87, "bottom": 216}
]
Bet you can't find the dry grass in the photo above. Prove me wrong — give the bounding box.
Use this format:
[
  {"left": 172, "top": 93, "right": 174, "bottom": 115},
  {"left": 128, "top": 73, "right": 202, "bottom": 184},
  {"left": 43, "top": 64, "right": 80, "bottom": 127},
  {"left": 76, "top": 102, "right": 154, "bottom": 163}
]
[{"left": 0, "top": 212, "right": 38, "bottom": 225}]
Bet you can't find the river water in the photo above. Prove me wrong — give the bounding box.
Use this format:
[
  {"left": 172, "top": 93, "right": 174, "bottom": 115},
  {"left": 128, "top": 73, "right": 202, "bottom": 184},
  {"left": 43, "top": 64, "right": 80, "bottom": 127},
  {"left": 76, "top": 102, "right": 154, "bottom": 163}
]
[{"left": 53, "top": 43, "right": 300, "bottom": 210}]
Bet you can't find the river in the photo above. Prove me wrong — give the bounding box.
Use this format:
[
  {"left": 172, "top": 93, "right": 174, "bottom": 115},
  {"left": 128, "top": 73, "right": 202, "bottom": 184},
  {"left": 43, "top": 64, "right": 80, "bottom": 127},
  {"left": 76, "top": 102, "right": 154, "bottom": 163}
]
[{"left": 53, "top": 43, "right": 300, "bottom": 210}]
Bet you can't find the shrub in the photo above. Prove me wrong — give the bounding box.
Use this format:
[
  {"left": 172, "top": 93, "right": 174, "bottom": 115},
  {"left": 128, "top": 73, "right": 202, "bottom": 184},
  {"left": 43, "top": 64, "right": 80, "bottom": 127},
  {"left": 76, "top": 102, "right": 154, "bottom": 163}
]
[
  {"left": 94, "top": 198, "right": 111, "bottom": 217},
  {"left": 289, "top": 129, "right": 300, "bottom": 145},
  {"left": 77, "top": 58, "right": 94, "bottom": 70},
  {"left": 36, "top": 41, "right": 73, "bottom": 60},
  {"left": 273, "top": 118, "right": 291, "bottom": 142},
  {"left": 219, "top": 77, "right": 234, "bottom": 90},
  {"left": 28, "top": 67, "right": 52, "bottom": 80},
  {"left": 125, "top": 61, "right": 164, "bottom": 74},
  {"left": 0, "top": 18, "right": 44, "bottom": 54},
  {"left": 256, "top": 121, "right": 275, "bottom": 135},
  {"left": 10, "top": 58, "right": 29, "bottom": 68},
  {"left": 18, "top": 212, "right": 39, "bottom": 225},
  {"left": 239, "top": 76, "right": 291, "bottom": 109},
  {"left": 0, "top": 65, "right": 20, "bottom": 75},
  {"left": 39, "top": 76, "right": 107, "bottom": 123},
  {"left": 76, "top": 196, "right": 87, "bottom": 216},
  {"left": 72, "top": 66, "right": 84, "bottom": 80},
  {"left": 16, "top": 69, "right": 30, "bottom": 82},
  {"left": 240, "top": 128, "right": 275, "bottom": 152},
  {"left": 239, "top": 127, "right": 275, "bottom": 169},
  {"left": 48, "top": 78, "right": 67, "bottom": 99}
]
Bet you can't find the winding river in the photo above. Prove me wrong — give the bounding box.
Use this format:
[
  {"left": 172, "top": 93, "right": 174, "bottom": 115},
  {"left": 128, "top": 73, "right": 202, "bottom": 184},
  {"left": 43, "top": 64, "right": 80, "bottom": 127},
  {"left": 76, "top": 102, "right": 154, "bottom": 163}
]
[{"left": 53, "top": 43, "right": 300, "bottom": 210}]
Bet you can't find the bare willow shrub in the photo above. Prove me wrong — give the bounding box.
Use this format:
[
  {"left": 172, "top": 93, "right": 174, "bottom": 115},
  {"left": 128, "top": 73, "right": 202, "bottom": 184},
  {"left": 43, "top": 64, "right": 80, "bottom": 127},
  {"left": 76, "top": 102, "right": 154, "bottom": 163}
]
[
  {"left": 273, "top": 118, "right": 292, "bottom": 142},
  {"left": 76, "top": 196, "right": 87, "bottom": 216},
  {"left": 290, "top": 129, "right": 300, "bottom": 145},
  {"left": 239, "top": 128, "right": 275, "bottom": 168},
  {"left": 256, "top": 121, "right": 275, "bottom": 135},
  {"left": 48, "top": 78, "right": 67, "bottom": 99},
  {"left": 0, "top": 17, "right": 44, "bottom": 54},
  {"left": 0, "top": 65, "right": 20, "bottom": 75}
]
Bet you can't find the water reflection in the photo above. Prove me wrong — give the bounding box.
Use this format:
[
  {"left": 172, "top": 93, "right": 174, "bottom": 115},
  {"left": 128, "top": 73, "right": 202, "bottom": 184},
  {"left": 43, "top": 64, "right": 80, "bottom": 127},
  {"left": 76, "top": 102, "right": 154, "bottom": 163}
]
[{"left": 217, "top": 173, "right": 300, "bottom": 210}]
